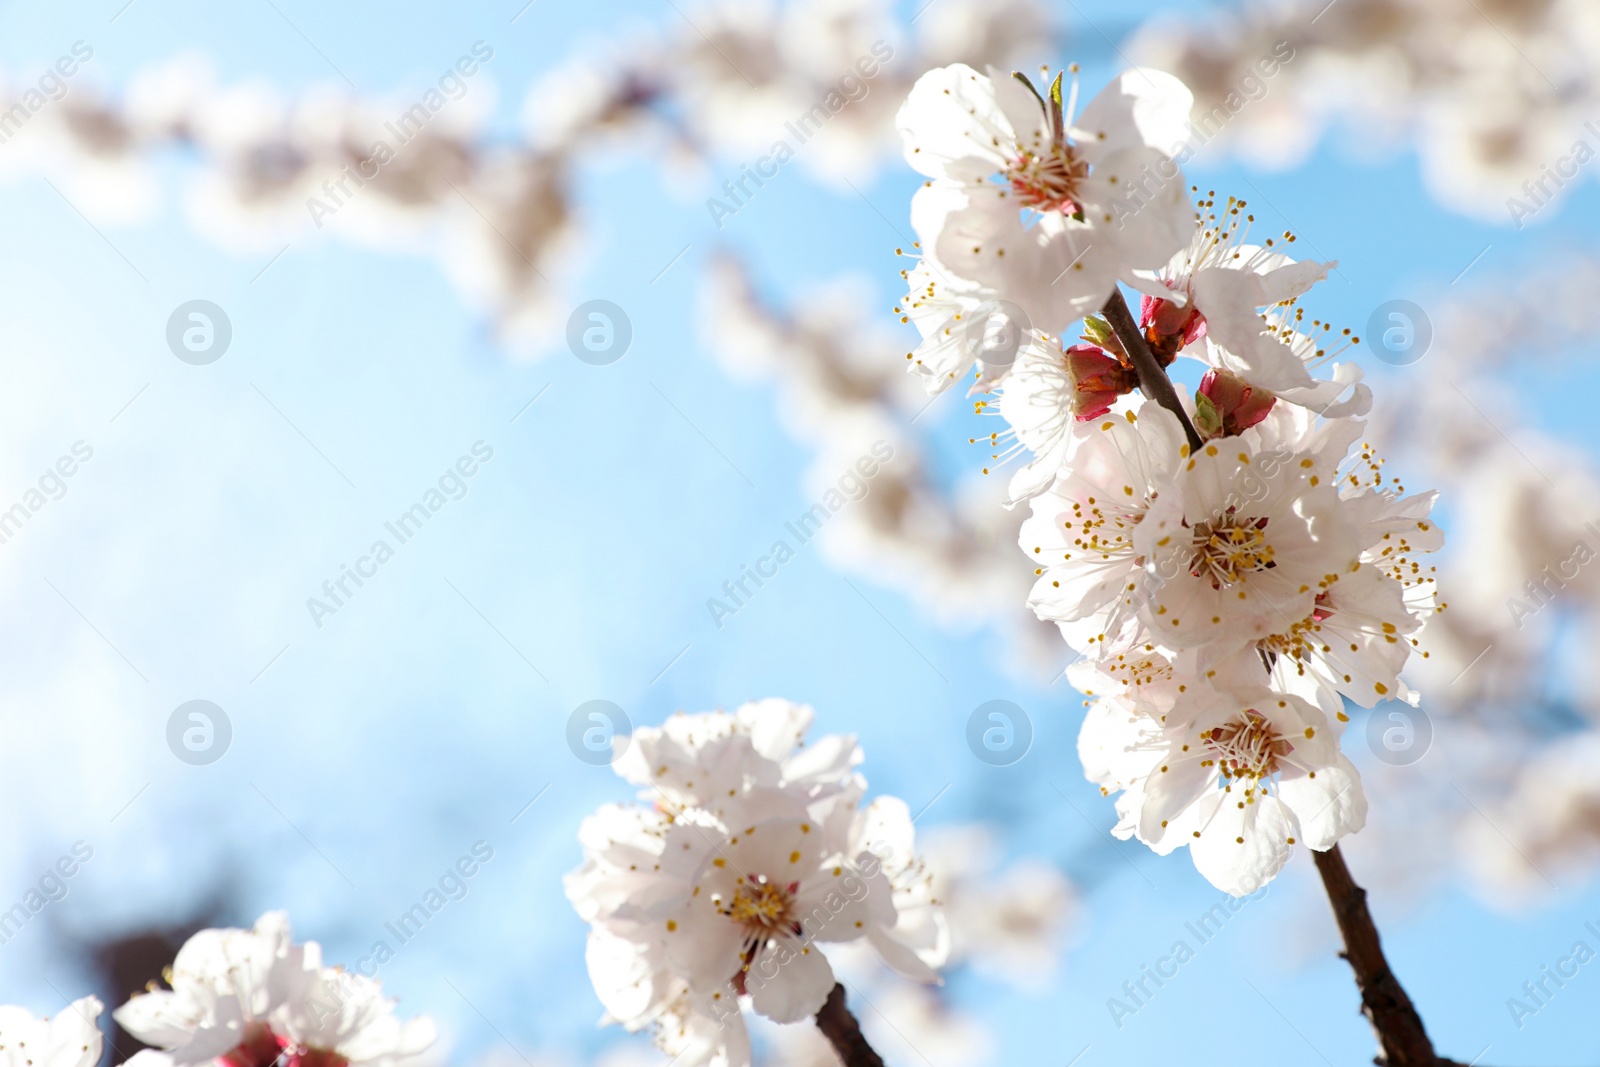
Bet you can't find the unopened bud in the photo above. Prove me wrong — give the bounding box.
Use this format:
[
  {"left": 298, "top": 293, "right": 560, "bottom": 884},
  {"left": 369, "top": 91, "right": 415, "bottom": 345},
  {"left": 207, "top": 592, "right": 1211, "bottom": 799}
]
[
  {"left": 1197, "top": 368, "right": 1275, "bottom": 437},
  {"left": 1067, "top": 343, "right": 1137, "bottom": 420}
]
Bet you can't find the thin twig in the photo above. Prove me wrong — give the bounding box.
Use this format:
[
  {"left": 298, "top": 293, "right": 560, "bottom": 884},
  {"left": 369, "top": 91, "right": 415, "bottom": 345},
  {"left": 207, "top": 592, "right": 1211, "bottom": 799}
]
[
  {"left": 1099, "top": 288, "right": 1205, "bottom": 452},
  {"left": 814, "top": 984, "right": 886, "bottom": 1067},
  {"left": 1313, "top": 846, "right": 1439, "bottom": 1065}
]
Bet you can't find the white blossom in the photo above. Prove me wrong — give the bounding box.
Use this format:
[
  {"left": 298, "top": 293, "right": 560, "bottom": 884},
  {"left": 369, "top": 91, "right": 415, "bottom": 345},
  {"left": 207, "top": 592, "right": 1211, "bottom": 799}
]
[
  {"left": 569, "top": 702, "right": 946, "bottom": 1067},
  {"left": 0, "top": 998, "right": 105, "bottom": 1067},
  {"left": 1090, "top": 683, "right": 1367, "bottom": 894},
  {"left": 898, "top": 63, "right": 1194, "bottom": 333},
  {"left": 115, "top": 912, "right": 434, "bottom": 1067}
]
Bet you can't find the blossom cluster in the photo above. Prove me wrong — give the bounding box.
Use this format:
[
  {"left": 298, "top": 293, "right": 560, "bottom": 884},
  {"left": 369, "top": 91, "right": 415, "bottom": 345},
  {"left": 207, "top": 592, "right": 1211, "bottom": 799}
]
[
  {"left": 565, "top": 700, "right": 947, "bottom": 1066},
  {"left": 4, "top": 913, "right": 433, "bottom": 1067},
  {"left": 1131, "top": 0, "right": 1600, "bottom": 223},
  {"left": 894, "top": 62, "right": 1443, "bottom": 893},
  {"left": 0, "top": 0, "right": 1049, "bottom": 351},
  {"left": 704, "top": 227, "right": 1600, "bottom": 910}
]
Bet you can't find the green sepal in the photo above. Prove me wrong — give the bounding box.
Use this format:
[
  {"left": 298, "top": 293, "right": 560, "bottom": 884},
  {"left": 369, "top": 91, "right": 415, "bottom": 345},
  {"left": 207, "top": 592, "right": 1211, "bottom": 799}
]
[
  {"left": 1048, "top": 71, "right": 1065, "bottom": 141},
  {"left": 1081, "top": 315, "right": 1114, "bottom": 348},
  {"left": 1193, "top": 390, "right": 1224, "bottom": 438}
]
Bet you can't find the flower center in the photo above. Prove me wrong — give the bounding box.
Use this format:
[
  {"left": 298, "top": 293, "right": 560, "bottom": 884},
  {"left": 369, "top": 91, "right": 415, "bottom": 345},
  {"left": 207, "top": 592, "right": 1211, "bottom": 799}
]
[
  {"left": 1258, "top": 618, "right": 1315, "bottom": 662},
  {"left": 1189, "top": 513, "right": 1274, "bottom": 589},
  {"left": 719, "top": 874, "right": 800, "bottom": 938},
  {"left": 220, "top": 1026, "right": 351, "bottom": 1067},
  {"left": 222, "top": 1024, "right": 292, "bottom": 1067},
  {"left": 1008, "top": 143, "right": 1087, "bottom": 214},
  {"left": 1258, "top": 594, "right": 1334, "bottom": 663},
  {"left": 1064, "top": 493, "right": 1150, "bottom": 562},
  {"left": 1100, "top": 652, "right": 1172, "bottom": 691},
  {"left": 1205, "top": 711, "right": 1290, "bottom": 781}
]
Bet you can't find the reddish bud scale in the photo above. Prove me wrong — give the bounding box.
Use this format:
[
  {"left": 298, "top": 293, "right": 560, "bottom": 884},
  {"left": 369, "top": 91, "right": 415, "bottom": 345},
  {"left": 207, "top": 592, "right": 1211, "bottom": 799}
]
[
  {"left": 1066, "top": 343, "right": 1138, "bottom": 420},
  {"left": 1139, "top": 294, "right": 1207, "bottom": 367},
  {"left": 1198, "top": 368, "right": 1276, "bottom": 437}
]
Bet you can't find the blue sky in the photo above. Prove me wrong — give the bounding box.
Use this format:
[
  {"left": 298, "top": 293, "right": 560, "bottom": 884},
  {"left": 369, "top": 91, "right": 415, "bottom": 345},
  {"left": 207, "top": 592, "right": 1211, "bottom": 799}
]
[{"left": 0, "top": 1, "right": 1597, "bottom": 1065}]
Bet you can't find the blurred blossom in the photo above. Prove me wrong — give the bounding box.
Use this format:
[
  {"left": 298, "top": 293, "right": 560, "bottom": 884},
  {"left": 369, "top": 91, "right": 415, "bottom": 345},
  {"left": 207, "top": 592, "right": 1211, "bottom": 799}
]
[
  {"left": 1458, "top": 734, "right": 1600, "bottom": 902},
  {"left": 0, "top": 48, "right": 578, "bottom": 349},
  {"left": 114, "top": 912, "right": 435, "bottom": 1067},
  {"left": 758, "top": 1015, "right": 844, "bottom": 1067},
  {"left": 859, "top": 985, "right": 993, "bottom": 1067},
  {"left": 699, "top": 253, "right": 1065, "bottom": 677},
  {"left": 920, "top": 823, "right": 1074, "bottom": 984},
  {"left": 0, "top": 0, "right": 1052, "bottom": 352},
  {"left": 756, "top": 980, "right": 993, "bottom": 1067},
  {"left": 0, "top": 997, "right": 106, "bottom": 1067},
  {"left": 1348, "top": 255, "right": 1600, "bottom": 902},
  {"left": 1132, "top": 0, "right": 1600, "bottom": 222}
]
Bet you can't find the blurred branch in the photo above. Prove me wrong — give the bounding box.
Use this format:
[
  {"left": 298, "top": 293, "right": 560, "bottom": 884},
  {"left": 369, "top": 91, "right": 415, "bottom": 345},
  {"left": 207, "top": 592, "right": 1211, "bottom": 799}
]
[{"left": 815, "top": 984, "right": 886, "bottom": 1067}]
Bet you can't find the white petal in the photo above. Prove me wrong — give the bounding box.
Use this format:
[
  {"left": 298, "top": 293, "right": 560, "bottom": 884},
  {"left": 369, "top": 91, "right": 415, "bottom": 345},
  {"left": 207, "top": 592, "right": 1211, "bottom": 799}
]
[
  {"left": 1075, "top": 68, "right": 1194, "bottom": 158},
  {"left": 897, "top": 64, "right": 1013, "bottom": 181},
  {"left": 1189, "top": 790, "right": 1295, "bottom": 896},
  {"left": 737, "top": 698, "right": 813, "bottom": 762},
  {"left": 1081, "top": 145, "right": 1193, "bottom": 269},
  {"left": 1279, "top": 755, "right": 1367, "bottom": 850},
  {"left": 744, "top": 941, "right": 834, "bottom": 1024}
]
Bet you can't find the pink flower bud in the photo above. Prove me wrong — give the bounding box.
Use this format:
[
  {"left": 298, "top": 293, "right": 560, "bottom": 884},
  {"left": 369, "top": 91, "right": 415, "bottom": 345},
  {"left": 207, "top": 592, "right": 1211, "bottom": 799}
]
[
  {"left": 1140, "top": 294, "right": 1208, "bottom": 363},
  {"left": 1199, "top": 368, "right": 1276, "bottom": 435},
  {"left": 1067, "top": 343, "right": 1136, "bottom": 420}
]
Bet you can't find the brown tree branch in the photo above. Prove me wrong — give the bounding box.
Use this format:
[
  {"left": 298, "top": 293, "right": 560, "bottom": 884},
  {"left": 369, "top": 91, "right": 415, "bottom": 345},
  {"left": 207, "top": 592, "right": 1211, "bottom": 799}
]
[
  {"left": 814, "top": 983, "right": 886, "bottom": 1067},
  {"left": 1312, "top": 845, "right": 1441, "bottom": 1065}
]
